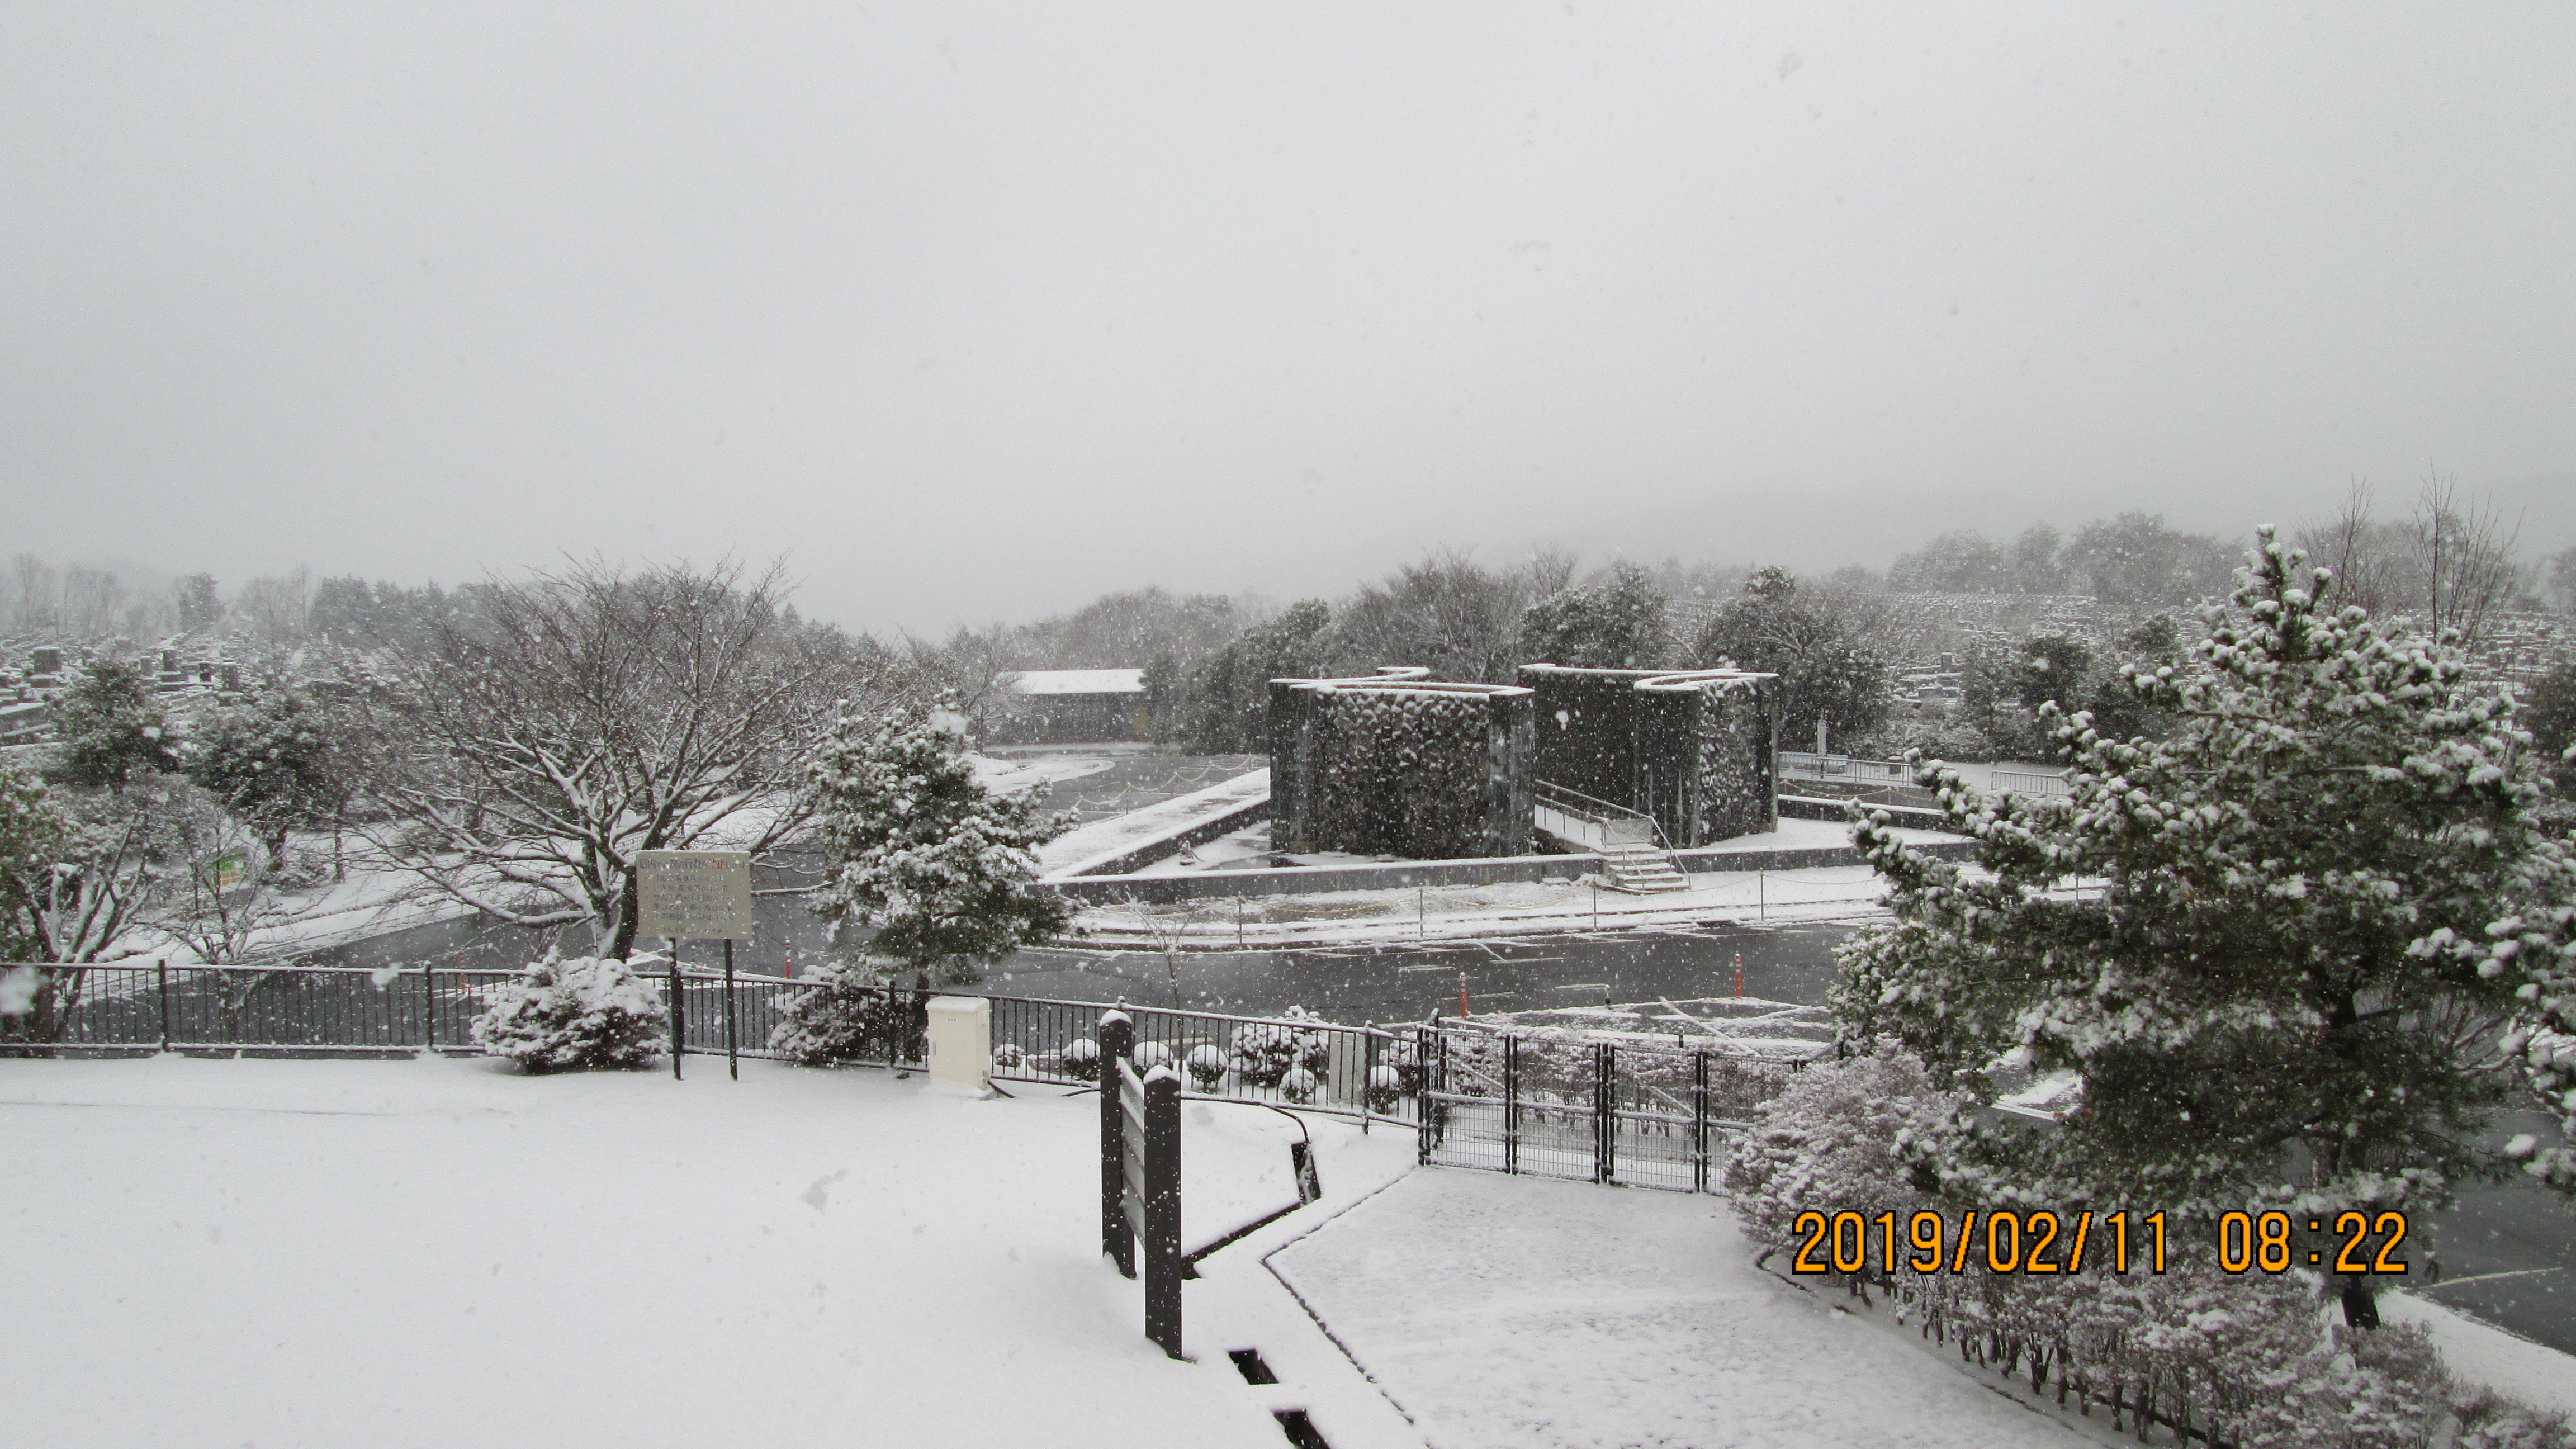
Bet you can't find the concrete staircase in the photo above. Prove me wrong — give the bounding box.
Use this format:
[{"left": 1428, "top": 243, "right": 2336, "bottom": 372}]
[{"left": 1600, "top": 843, "right": 1690, "bottom": 894}]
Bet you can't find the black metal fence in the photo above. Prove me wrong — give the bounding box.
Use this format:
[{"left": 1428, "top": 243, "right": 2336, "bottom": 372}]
[
  {"left": 981, "top": 995, "right": 1424, "bottom": 1130},
  {"left": 1, "top": 965, "right": 1804, "bottom": 1193},
  {"left": 1415, "top": 1024, "right": 1806, "bottom": 1192},
  {"left": 0, "top": 961, "right": 862, "bottom": 1066}
]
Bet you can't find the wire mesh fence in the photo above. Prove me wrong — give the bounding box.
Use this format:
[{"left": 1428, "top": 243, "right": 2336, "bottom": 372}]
[{"left": 1416, "top": 1023, "right": 1806, "bottom": 1192}]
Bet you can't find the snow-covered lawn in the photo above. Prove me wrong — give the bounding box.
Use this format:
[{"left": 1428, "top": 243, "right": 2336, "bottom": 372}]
[
  {"left": 0, "top": 1055, "right": 1420, "bottom": 1449},
  {"left": 1276, "top": 1168, "right": 2100, "bottom": 1449}
]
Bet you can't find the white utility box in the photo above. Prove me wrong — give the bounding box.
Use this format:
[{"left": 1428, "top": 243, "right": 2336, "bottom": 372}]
[{"left": 924, "top": 996, "right": 993, "bottom": 1096}]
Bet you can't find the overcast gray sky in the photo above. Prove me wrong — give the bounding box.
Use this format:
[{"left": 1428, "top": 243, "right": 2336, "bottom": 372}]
[{"left": 6, "top": 2, "right": 2570, "bottom": 633}]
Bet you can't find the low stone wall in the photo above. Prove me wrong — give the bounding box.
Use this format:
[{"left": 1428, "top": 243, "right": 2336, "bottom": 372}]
[
  {"left": 1778, "top": 793, "right": 1952, "bottom": 829},
  {"left": 1031, "top": 836, "right": 1976, "bottom": 905}
]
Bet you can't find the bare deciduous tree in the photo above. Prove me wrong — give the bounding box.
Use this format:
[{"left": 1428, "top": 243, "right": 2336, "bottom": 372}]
[
  {"left": 2296, "top": 473, "right": 2524, "bottom": 646},
  {"left": 366, "top": 558, "right": 900, "bottom": 960},
  {"left": 230, "top": 567, "right": 314, "bottom": 645}
]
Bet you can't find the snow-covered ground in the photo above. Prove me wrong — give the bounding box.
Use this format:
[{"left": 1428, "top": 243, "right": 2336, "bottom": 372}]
[
  {"left": 10, "top": 1056, "right": 2565, "bottom": 1447},
  {"left": 1039, "top": 767, "right": 1270, "bottom": 877},
  {"left": 970, "top": 750, "right": 1120, "bottom": 795},
  {"left": 2380, "top": 1290, "right": 2576, "bottom": 1417},
  {"left": 1, "top": 1054, "right": 1423, "bottom": 1449},
  {"left": 1078, "top": 864, "right": 1926, "bottom": 948},
  {"left": 1073, "top": 816, "right": 1990, "bottom": 948},
  {"left": 1277, "top": 1168, "right": 2100, "bottom": 1448}
]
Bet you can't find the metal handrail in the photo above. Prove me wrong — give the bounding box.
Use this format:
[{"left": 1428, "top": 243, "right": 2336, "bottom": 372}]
[
  {"left": 1532, "top": 777, "right": 1648, "bottom": 823},
  {"left": 1533, "top": 779, "right": 1673, "bottom": 854}
]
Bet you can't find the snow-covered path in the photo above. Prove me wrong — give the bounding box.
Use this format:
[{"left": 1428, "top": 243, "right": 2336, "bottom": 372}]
[{"left": 1275, "top": 1168, "right": 2092, "bottom": 1449}]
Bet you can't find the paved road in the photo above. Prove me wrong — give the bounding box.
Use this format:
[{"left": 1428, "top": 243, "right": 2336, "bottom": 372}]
[
  {"left": 2411, "top": 1107, "right": 2576, "bottom": 1355},
  {"left": 992, "top": 924, "right": 1851, "bottom": 1024}
]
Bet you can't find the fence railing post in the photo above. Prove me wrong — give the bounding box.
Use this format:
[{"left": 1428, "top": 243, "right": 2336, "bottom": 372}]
[
  {"left": 667, "top": 959, "right": 684, "bottom": 1081},
  {"left": 157, "top": 961, "right": 171, "bottom": 1052},
  {"left": 1142, "top": 1064, "right": 1183, "bottom": 1358},
  {"left": 1594, "top": 1042, "right": 1615, "bottom": 1184},
  {"left": 1360, "top": 1026, "right": 1375, "bottom": 1135},
  {"left": 1692, "top": 1050, "right": 1711, "bottom": 1193},
  {"left": 1418, "top": 1024, "right": 1438, "bottom": 1165},
  {"left": 1099, "top": 1010, "right": 1135, "bottom": 1276},
  {"left": 724, "top": 941, "right": 738, "bottom": 1082},
  {"left": 422, "top": 966, "right": 435, "bottom": 1053},
  {"left": 1504, "top": 1033, "right": 1520, "bottom": 1175}
]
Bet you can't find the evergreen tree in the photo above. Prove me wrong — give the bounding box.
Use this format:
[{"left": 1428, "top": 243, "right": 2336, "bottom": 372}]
[
  {"left": 57, "top": 656, "right": 179, "bottom": 790},
  {"left": 1833, "top": 529, "right": 2558, "bottom": 1321},
  {"left": 1516, "top": 561, "right": 1669, "bottom": 669},
  {"left": 1693, "top": 567, "right": 1890, "bottom": 747},
  {"left": 186, "top": 690, "right": 359, "bottom": 862},
  {"left": 1184, "top": 599, "right": 1329, "bottom": 752},
  {"left": 806, "top": 695, "right": 1074, "bottom": 984}
]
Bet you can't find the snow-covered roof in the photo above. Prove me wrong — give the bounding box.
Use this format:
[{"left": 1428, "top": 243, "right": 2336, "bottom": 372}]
[{"left": 1006, "top": 669, "right": 1144, "bottom": 696}]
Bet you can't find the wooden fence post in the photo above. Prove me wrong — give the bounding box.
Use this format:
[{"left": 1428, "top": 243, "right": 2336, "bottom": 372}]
[
  {"left": 1142, "top": 1064, "right": 1183, "bottom": 1359},
  {"left": 1098, "top": 1011, "right": 1135, "bottom": 1276}
]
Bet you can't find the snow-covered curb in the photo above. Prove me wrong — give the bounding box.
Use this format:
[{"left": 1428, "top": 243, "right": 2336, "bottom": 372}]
[{"left": 1040, "top": 769, "right": 1271, "bottom": 878}]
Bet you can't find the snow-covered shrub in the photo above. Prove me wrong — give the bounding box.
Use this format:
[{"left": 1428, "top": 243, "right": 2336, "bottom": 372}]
[
  {"left": 1183, "top": 1044, "right": 1228, "bottom": 1089},
  {"left": 1375, "top": 1034, "right": 1424, "bottom": 1094},
  {"left": 470, "top": 954, "right": 665, "bottom": 1073},
  {"left": 1277, "top": 1067, "right": 1320, "bottom": 1105},
  {"left": 766, "top": 960, "right": 895, "bottom": 1067},
  {"left": 1133, "top": 1040, "right": 1174, "bottom": 1072},
  {"left": 1720, "top": 1042, "right": 1961, "bottom": 1247},
  {"left": 1364, "top": 1064, "right": 1405, "bottom": 1112},
  {"left": 2454, "top": 1385, "right": 2576, "bottom": 1449},
  {"left": 990, "top": 1042, "right": 1026, "bottom": 1072},
  {"left": 1059, "top": 1037, "right": 1100, "bottom": 1078},
  {"left": 1228, "top": 1006, "right": 1331, "bottom": 1087}
]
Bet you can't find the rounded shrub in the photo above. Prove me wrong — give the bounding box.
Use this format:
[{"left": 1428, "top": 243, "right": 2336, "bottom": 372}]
[
  {"left": 766, "top": 960, "right": 896, "bottom": 1067},
  {"left": 1183, "top": 1044, "right": 1228, "bottom": 1090},
  {"left": 471, "top": 955, "right": 665, "bottom": 1073}
]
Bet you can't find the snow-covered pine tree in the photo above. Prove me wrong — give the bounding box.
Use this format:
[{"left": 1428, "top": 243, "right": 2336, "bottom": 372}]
[
  {"left": 57, "top": 655, "right": 179, "bottom": 791},
  {"left": 186, "top": 689, "right": 359, "bottom": 868},
  {"left": 2443, "top": 818, "right": 2576, "bottom": 1203},
  {"left": 804, "top": 694, "right": 1073, "bottom": 986},
  {"left": 1833, "top": 528, "right": 2560, "bottom": 1322}
]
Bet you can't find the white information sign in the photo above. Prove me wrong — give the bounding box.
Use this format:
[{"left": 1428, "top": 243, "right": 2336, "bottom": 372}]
[{"left": 634, "top": 850, "right": 755, "bottom": 940}]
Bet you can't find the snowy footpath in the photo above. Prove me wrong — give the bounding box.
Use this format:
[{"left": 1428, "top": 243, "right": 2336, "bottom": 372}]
[{"left": 1276, "top": 1169, "right": 2102, "bottom": 1449}]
